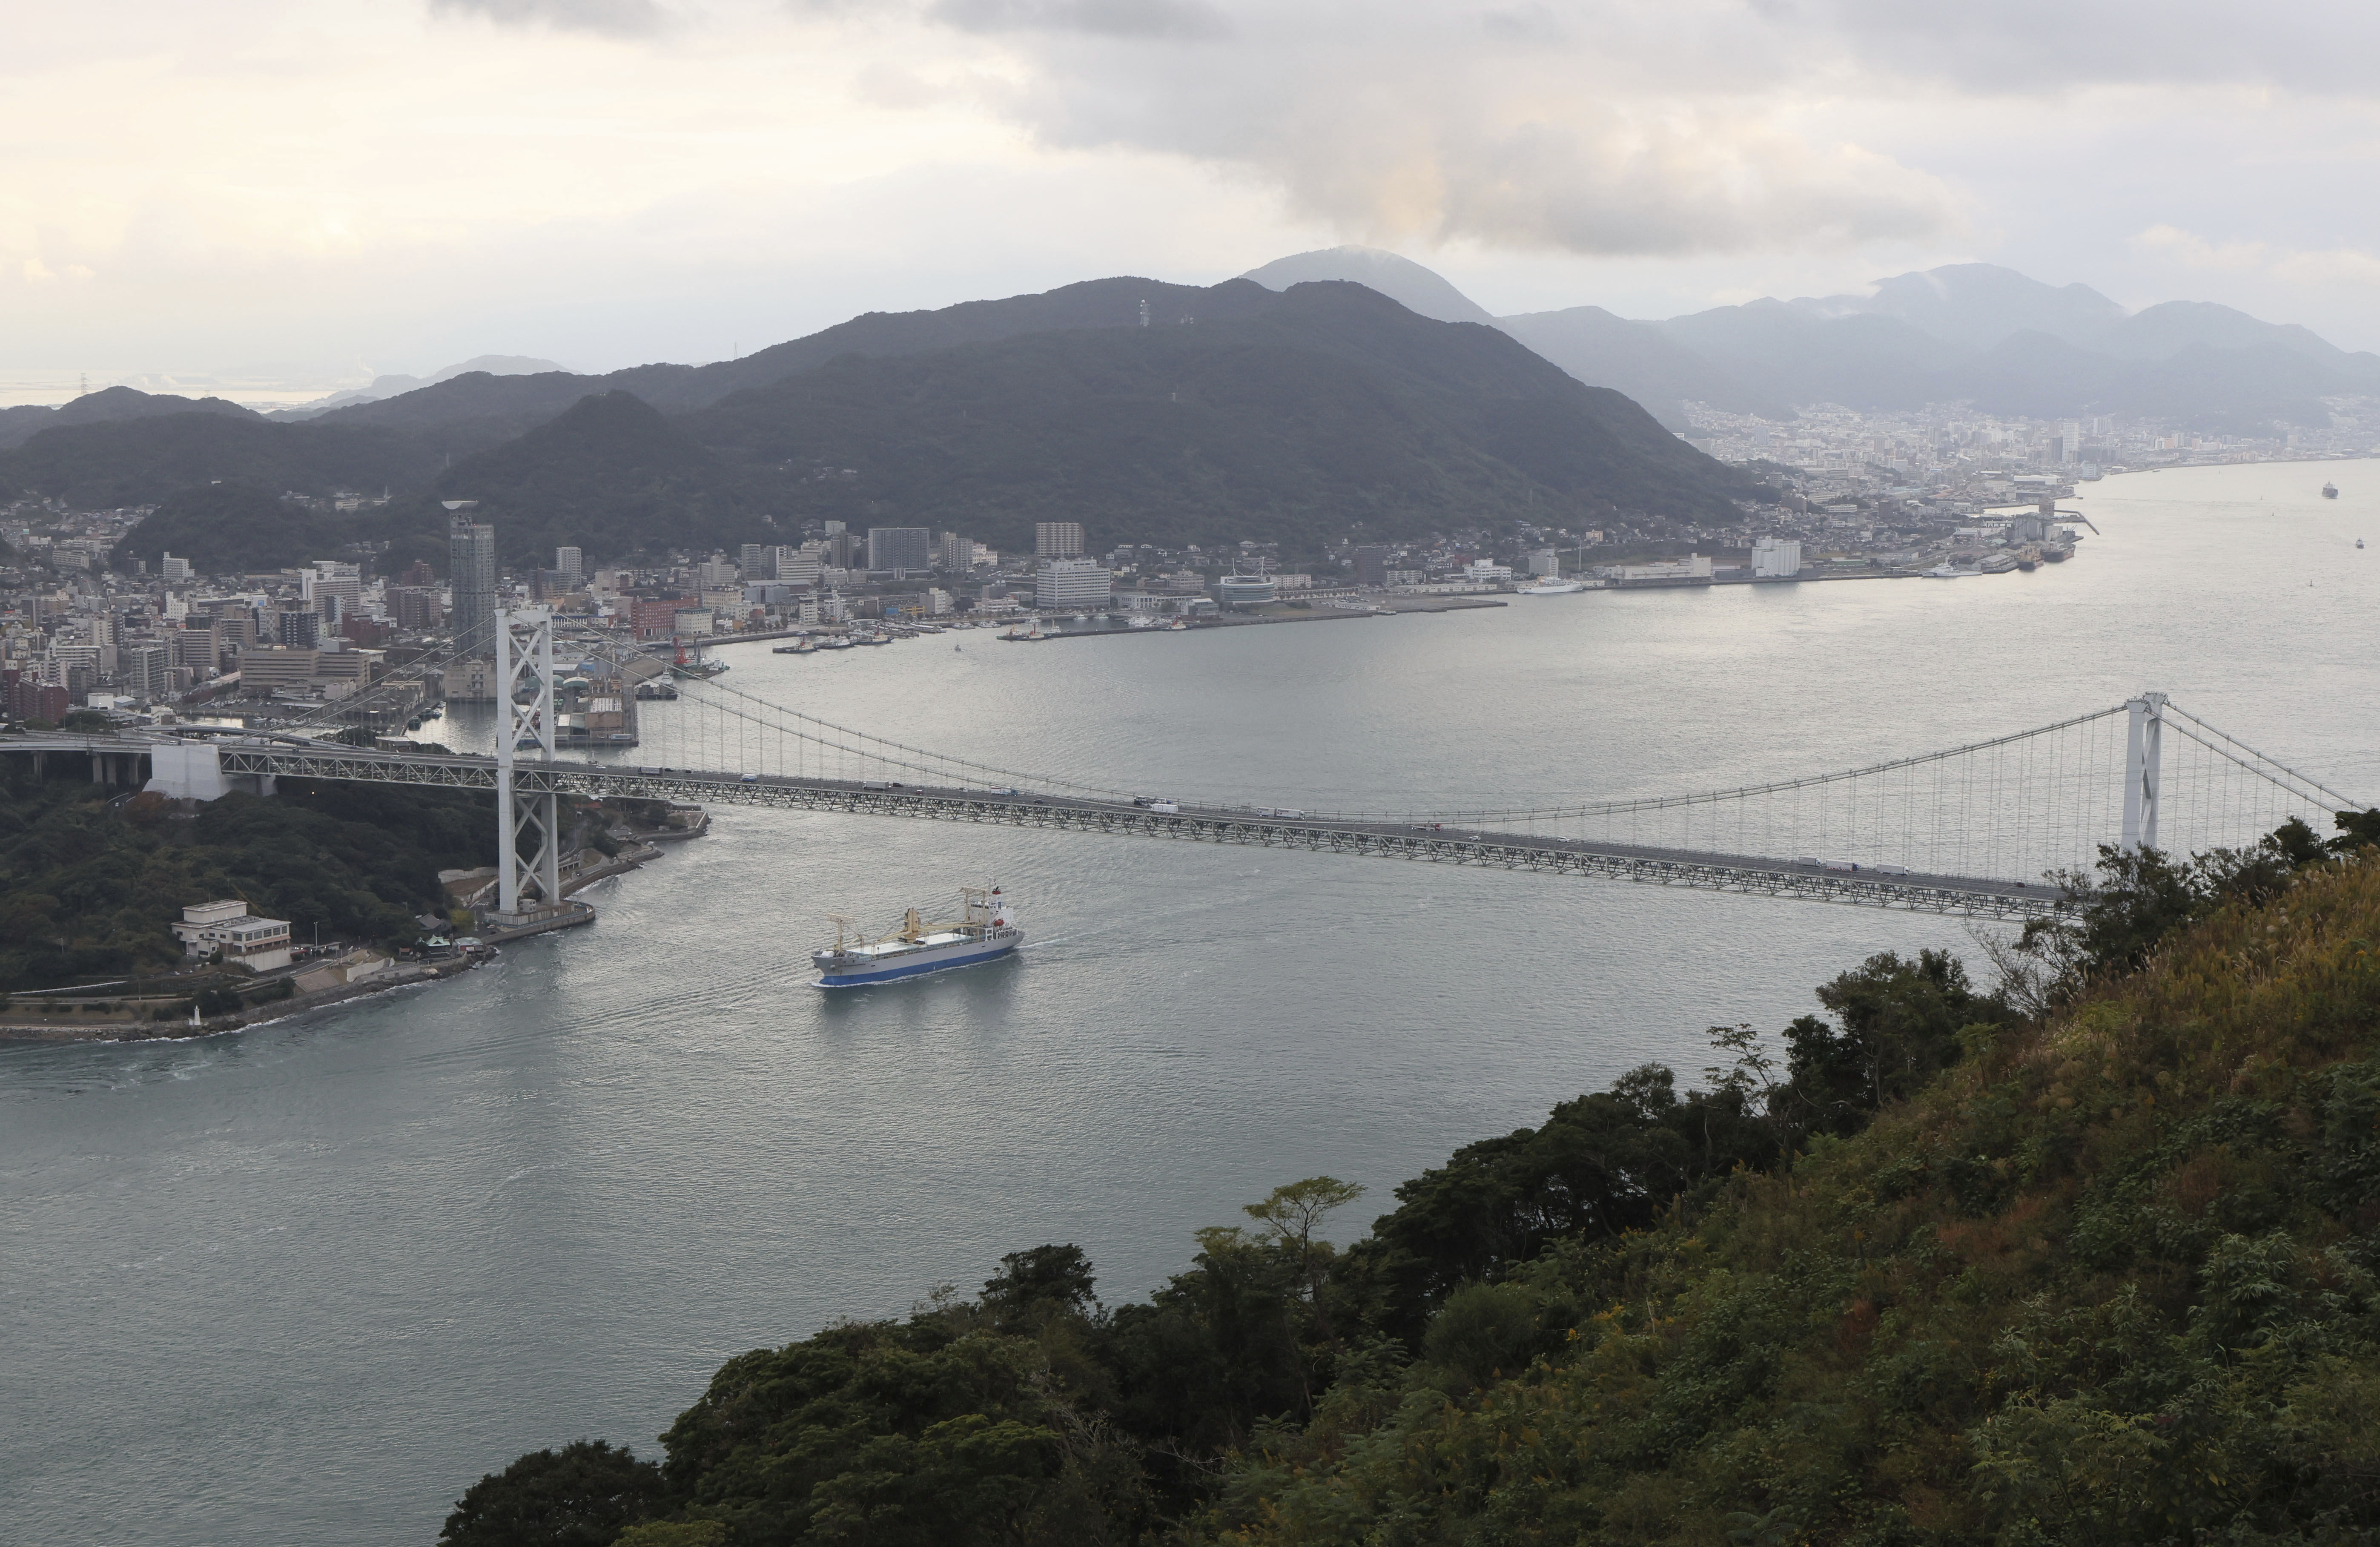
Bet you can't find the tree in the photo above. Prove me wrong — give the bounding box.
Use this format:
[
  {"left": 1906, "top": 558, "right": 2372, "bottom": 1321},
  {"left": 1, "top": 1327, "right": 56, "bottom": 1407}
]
[
  {"left": 1779, "top": 948, "right": 2007, "bottom": 1134},
  {"left": 981, "top": 1244, "right": 1098, "bottom": 1331},
  {"left": 439, "top": 1440, "right": 662, "bottom": 1547},
  {"left": 1242, "top": 1177, "right": 1364, "bottom": 1343}
]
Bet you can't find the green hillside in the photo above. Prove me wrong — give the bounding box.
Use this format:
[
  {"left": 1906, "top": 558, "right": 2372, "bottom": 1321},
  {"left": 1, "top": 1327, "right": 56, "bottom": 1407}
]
[
  {"left": 20, "top": 281, "right": 1755, "bottom": 568},
  {"left": 0, "top": 411, "right": 441, "bottom": 509},
  {"left": 688, "top": 281, "right": 1758, "bottom": 556},
  {"left": 439, "top": 818, "right": 2380, "bottom": 1546},
  {"left": 398, "top": 390, "right": 767, "bottom": 568},
  {"left": 107, "top": 482, "right": 343, "bottom": 575},
  {"left": 0, "top": 777, "right": 496, "bottom": 993}
]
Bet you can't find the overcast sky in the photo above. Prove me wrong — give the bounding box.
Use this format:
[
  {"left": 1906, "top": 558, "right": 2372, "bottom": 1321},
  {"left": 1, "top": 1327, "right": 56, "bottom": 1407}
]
[{"left": 8, "top": 0, "right": 2380, "bottom": 398}]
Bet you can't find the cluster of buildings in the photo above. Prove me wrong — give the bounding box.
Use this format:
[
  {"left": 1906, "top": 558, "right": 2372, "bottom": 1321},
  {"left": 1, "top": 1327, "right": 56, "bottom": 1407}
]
[
  {"left": 1681, "top": 400, "right": 2380, "bottom": 513},
  {"left": 0, "top": 497, "right": 430, "bottom": 727},
  {"left": 40, "top": 391, "right": 2331, "bottom": 732}
]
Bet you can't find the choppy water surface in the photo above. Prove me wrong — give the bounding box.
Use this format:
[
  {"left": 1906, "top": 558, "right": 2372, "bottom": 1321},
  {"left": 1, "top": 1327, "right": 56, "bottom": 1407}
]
[{"left": 6, "top": 461, "right": 2377, "bottom": 1545}]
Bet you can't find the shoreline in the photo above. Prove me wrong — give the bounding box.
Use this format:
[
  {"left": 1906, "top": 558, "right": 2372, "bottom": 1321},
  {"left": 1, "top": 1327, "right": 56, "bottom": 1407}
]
[{"left": 0, "top": 835, "right": 677, "bottom": 1047}]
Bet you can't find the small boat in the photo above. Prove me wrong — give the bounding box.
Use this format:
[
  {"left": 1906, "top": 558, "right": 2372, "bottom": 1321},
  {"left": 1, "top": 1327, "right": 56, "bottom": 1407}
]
[
  {"left": 811, "top": 887, "right": 1023, "bottom": 987},
  {"left": 2323, "top": 482, "right": 2340, "bottom": 499},
  {"left": 2359, "top": 539, "right": 2367, "bottom": 550},
  {"left": 1919, "top": 563, "right": 1973, "bottom": 578}
]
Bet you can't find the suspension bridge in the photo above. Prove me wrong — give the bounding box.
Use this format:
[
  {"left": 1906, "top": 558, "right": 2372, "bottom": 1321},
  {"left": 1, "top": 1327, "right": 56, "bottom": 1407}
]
[{"left": 11, "top": 608, "right": 2365, "bottom": 926}]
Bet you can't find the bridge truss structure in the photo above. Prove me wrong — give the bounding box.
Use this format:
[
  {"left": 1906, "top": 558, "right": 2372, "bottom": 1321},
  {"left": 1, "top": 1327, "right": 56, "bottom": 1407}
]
[{"left": 23, "top": 608, "right": 2362, "bottom": 923}]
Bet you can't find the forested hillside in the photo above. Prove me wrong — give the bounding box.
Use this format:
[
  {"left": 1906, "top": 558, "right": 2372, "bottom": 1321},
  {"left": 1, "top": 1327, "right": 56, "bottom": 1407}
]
[
  {"left": 106, "top": 482, "right": 344, "bottom": 574},
  {"left": 680, "top": 280, "right": 1753, "bottom": 556},
  {"left": 441, "top": 815, "right": 2380, "bottom": 1547},
  {"left": 0, "top": 412, "right": 443, "bottom": 510},
  {"left": 20, "top": 279, "right": 1756, "bottom": 568},
  {"left": 0, "top": 777, "right": 495, "bottom": 992}
]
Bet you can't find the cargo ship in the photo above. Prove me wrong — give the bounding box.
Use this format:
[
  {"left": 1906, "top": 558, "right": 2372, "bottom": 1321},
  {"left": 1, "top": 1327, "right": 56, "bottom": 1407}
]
[
  {"left": 2323, "top": 481, "right": 2340, "bottom": 499},
  {"left": 811, "top": 887, "right": 1022, "bottom": 987}
]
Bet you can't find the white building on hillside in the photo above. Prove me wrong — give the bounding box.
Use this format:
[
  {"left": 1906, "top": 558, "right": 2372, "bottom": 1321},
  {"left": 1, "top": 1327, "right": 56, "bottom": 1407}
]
[{"left": 171, "top": 901, "right": 293, "bottom": 970}]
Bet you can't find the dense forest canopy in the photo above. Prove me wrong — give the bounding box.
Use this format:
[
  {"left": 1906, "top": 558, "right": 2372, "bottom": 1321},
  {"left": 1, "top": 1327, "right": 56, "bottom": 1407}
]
[
  {"left": 0, "top": 777, "right": 496, "bottom": 993},
  {"left": 0, "top": 412, "right": 444, "bottom": 511},
  {"left": 105, "top": 482, "right": 343, "bottom": 575}
]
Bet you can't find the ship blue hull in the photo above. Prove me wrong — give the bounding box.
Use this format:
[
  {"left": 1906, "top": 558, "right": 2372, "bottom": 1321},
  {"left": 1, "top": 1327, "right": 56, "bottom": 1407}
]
[{"left": 813, "top": 940, "right": 1018, "bottom": 988}]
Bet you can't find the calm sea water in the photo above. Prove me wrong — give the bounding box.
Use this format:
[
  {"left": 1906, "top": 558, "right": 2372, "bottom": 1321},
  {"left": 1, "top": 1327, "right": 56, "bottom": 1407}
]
[{"left": 6, "top": 461, "right": 2376, "bottom": 1545}]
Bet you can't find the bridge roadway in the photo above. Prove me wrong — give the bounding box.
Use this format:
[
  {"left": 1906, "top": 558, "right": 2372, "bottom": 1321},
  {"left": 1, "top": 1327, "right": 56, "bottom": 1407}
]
[{"left": 187, "top": 739, "right": 2068, "bottom": 920}]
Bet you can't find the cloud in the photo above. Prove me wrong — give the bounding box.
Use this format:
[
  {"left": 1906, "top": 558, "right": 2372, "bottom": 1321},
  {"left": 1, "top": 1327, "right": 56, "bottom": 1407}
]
[
  {"left": 1783, "top": 0, "right": 2380, "bottom": 94},
  {"left": 428, "top": 0, "right": 669, "bottom": 37},
  {"left": 918, "top": 3, "right": 1964, "bottom": 257},
  {"left": 928, "top": 0, "right": 1230, "bottom": 40},
  {"left": 2135, "top": 225, "right": 2380, "bottom": 290},
  {"left": 2133, "top": 224, "right": 2270, "bottom": 273},
  {"left": 2271, "top": 248, "right": 2380, "bottom": 290}
]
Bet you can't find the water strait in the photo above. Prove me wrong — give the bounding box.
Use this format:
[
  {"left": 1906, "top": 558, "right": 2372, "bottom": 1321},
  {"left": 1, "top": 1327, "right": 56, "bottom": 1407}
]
[{"left": 4, "top": 461, "right": 2376, "bottom": 1545}]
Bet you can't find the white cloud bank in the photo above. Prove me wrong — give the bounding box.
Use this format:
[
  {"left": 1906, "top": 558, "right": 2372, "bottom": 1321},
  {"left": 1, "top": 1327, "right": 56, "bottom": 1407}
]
[{"left": 7, "top": 0, "right": 2380, "bottom": 391}]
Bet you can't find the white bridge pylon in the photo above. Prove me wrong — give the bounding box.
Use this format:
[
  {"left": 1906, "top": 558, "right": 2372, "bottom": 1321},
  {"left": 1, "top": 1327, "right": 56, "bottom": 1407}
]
[{"left": 493, "top": 606, "right": 560, "bottom": 917}]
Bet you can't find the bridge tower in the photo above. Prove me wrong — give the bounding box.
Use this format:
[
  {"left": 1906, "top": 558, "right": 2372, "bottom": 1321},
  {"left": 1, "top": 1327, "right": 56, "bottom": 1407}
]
[
  {"left": 2122, "top": 691, "right": 2167, "bottom": 852},
  {"left": 494, "top": 606, "right": 561, "bottom": 917}
]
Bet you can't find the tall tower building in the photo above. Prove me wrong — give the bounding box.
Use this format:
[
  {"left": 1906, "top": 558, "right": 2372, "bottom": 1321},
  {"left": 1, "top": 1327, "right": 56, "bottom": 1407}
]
[
  {"left": 866, "top": 527, "right": 933, "bottom": 575},
  {"left": 556, "top": 545, "right": 583, "bottom": 585},
  {"left": 447, "top": 502, "right": 498, "bottom": 657},
  {"left": 1035, "top": 522, "right": 1085, "bottom": 558}
]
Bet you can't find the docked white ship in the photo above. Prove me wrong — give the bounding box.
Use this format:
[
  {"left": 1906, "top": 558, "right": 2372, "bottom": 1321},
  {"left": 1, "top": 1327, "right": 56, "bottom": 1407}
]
[
  {"left": 1515, "top": 577, "right": 1587, "bottom": 595},
  {"left": 811, "top": 887, "right": 1022, "bottom": 987}
]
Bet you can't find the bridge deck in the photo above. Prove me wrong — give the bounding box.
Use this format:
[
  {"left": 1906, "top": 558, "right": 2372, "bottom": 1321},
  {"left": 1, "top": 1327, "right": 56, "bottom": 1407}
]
[{"left": 185, "top": 741, "right": 2067, "bottom": 919}]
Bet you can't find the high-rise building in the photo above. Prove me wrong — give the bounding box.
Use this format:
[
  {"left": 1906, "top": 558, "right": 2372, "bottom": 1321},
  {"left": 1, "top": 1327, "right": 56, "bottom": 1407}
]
[
  {"left": 170, "top": 623, "right": 218, "bottom": 672},
  {"left": 123, "top": 642, "right": 169, "bottom": 702},
  {"left": 160, "top": 553, "right": 192, "bottom": 584},
  {"left": 740, "top": 542, "right": 767, "bottom": 578},
  {"left": 556, "top": 545, "right": 583, "bottom": 584},
  {"left": 305, "top": 560, "right": 360, "bottom": 620},
  {"left": 1035, "top": 559, "right": 1113, "bottom": 608},
  {"left": 275, "top": 609, "right": 321, "bottom": 649},
  {"left": 775, "top": 546, "right": 822, "bottom": 587},
  {"left": 1035, "top": 522, "right": 1085, "bottom": 558},
  {"left": 447, "top": 505, "right": 497, "bottom": 656},
  {"left": 937, "top": 532, "right": 978, "bottom": 572},
  {"left": 867, "top": 527, "right": 933, "bottom": 575},
  {"left": 388, "top": 586, "right": 442, "bottom": 632}
]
